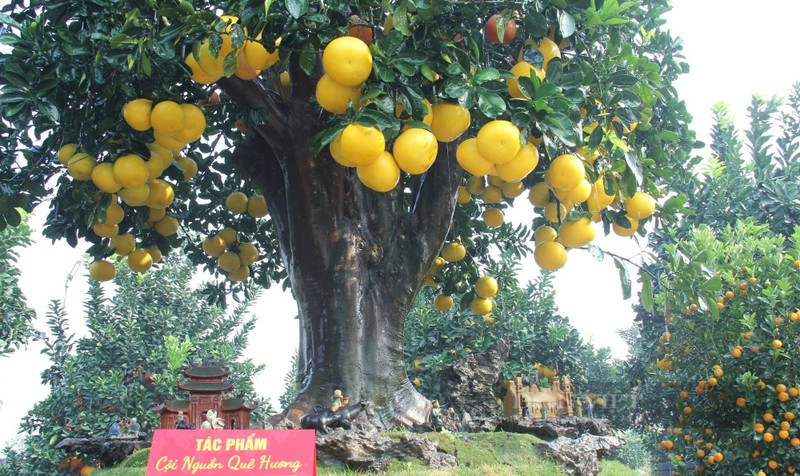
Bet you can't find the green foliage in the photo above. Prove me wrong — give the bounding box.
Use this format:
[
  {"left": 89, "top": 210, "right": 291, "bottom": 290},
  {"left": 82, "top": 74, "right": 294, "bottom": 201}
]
[
  {"left": 0, "top": 256, "right": 270, "bottom": 475},
  {"left": 0, "top": 211, "right": 38, "bottom": 355},
  {"left": 278, "top": 351, "right": 301, "bottom": 410},
  {"left": 608, "top": 428, "right": 659, "bottom": 470}
]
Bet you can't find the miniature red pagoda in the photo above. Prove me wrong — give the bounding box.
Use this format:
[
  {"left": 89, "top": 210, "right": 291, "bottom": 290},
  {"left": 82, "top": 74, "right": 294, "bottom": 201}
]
[{"left": 154, "top": 364, "right": 256, "bottom": 430}]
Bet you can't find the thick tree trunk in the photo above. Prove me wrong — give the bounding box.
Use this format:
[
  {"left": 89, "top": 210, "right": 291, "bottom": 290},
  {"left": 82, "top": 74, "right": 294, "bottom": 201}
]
[{"left": 221, "top": 76, "right": 462, "bottom": 427}]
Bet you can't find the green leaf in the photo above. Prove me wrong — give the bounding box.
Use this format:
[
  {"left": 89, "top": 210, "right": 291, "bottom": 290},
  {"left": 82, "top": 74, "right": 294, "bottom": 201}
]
[
  {"left": 641, "top": 273, "right": 653, "bottom": 312},
  {"left": 477, "top": 91, "right": 505, "bottom": 118},
  {"left": 265, "top": 0, "right": 274, "bottom": 15},
  {"left": 393, "top": 4, "right": 411, "bottom": 36},
  {"left": 587, "top": 244, "right": 604, "bottom": 262},
  {"left": 656, "top": 130, "right": 680, "bottom": 142},
  {"left": 471, "top": 67, "right": 500, "bottom": 82},
  {"left": 587, "top": 122, "right": 603, "bottom": 149},
  {"left": 623, "top": 151, "right": 643, "bottom": 186},
  {"left": 285, "top": 0, "right": 308, "bottom": 19},
  {"left": 558, "top": 11, "right": 576, "bottom": 38},
  {"left": 613, "top": 257, "right": 632, "bottom": 299},
  {"left": 299, "top": 43, "right": 317, "bottom": 76}
]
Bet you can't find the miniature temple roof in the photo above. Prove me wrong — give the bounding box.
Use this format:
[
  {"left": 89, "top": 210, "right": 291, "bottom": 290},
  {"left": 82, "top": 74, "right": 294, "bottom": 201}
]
[
  {"left": 182, "top": 365, "right": 230, "bottom": 379},
  {"left": 222, "top": 398, "right": 257, "bottom": 412},
  {"left": 153, "top": 400, "right": 190, "bottom": 413},
  {"left": 177, "top": 381, "right": 234, "bottom": 393}
]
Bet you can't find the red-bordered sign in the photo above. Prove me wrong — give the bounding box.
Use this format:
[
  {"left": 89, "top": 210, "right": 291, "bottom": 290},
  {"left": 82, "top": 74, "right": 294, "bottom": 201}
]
[{"left": 146, "top": 429, "right": 316, "bottom": 475}]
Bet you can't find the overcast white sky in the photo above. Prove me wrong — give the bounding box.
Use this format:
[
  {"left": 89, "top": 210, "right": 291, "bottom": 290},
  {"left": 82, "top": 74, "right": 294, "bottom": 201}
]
[{"left": 2, "top": 0, "right": 800, "bottom": 450}]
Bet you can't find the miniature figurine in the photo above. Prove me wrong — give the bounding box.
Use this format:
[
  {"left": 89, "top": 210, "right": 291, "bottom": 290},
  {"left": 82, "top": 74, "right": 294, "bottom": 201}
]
[
  {"left": 521, "top": 398, "right": 530, "bottom": 418},
  {"left": 108, "top": 418, "right": 123, "bottom": 437},
  {"left": 576, "top": 398, "right": 583, "bottom": 417},
  {"left": 431, "top": 400, "right": 442, "bottom": 431},
  {"left": 542, "top": 405, "right": 548, "bottom": 419},
  {"left": 330, "top": 389, "right": 343, "bottom": 412},
  {"left": 587, "top": 399, "right": 594, "bottom": 418},
  {"left": 201, "top": 409, "right": 225, "bottom": 429},
  {"left": 176, "top": 411, "right": 193, "bottom": 429},
  {"left": 125, "top": 417, "right": 141, "bottom": 437}
]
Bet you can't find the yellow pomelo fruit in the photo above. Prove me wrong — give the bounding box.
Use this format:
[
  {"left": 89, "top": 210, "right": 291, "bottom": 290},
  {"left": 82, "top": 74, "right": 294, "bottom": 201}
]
[
  {"left": 322, "top": 36, "right": 373, "bottom": 87},
  {"left": 482, "top": 208, "right": 504, "bottom": 227},
  {"left": 226, "top": 191, "right": 249, "bottom": 214},
  {"left": 228, "top": 264, "right": 250, "bottom": 282},
  {"left": 113, "top": 154, "right": 149, "bottom": 188},
  {"left": 518, "top": 38, "right": 562, "bottom": 69},
  {"left": 487, "top": 176, "right": 504, "bottom": 187},
  {"left": 434, "top": 294, "right": 454, "bottom": 312},
  {"left": 528, "top": 182, "right": 551, "bottom": 207},
  {"left": 496, "top": 143, "right": 539, "bottom": 183},
  {"left": 92, "top": 223, "right": 118, "bottom": 238},
  {"left": 441, "top": 242, "right": 467, "bottom": 262},
  {"left": 203, "top": 235, "right": 228, "bottom": 257},
  {"left": 122, "top": 98, "right": 153, "bottom": 132},
  {"left": 177, "top": 156, "right": 198, "bottom": 181},
  {"left": 247, "top": 195, "right": 269, "bottom": 218},
  {"left": 545, "top": 154, "right": 584, "bottom": 191},
  {"left": 430, "top": 102, "right": 471, "bottom": 143},
  {"left": 67, "top": 153, "right": 97, "bottom": 181},
  {"left": 466, "top": 175, "right": 486, "bottom": 195},
  {"left": 244, "top": 39, "right": 279, "bottom": 70},
  {"left": 146, "top": 179, "right": 175, "bottom": 209},
  {"left": 340, "top": 124, "right": 385, "bottom": 166},
  {"left": 89, "top": 260, "right": 116, "bottom": 281},
  {"left": 482, "top": 185, "right": 502, "bottom": 204},
  {"left": 219, "top": 227, "right": 238, "bottom": 246},
  {"left": 475, "top": 276, "right": 499, "bottom": 298},
  {"left": 534, "top": 241, "right": 568, "bottom": 270},
  {"left": 393, "top": 128, "right": 438, "bottom": 174},
  {"left": 476, "top": 120, "right": 521, "bottom": 165},
  {"left": 234, "top": 53, "right": 261, "bottom": 80},
  {"left": 58, "top": 143, "right": 79, "bottom": 165},
  {"left": 470, "top": 297, "right": 493, "bottom": 315},
  {"left": 555, "top": 179, "right": 592, "bottom": 206},
  {"left": 357, "top": 150, "right": 401, "bottom": 192},
  {"left": 316, "top": 74, "right": 362, "bottom": 114},
  {"left": 586, "top": 176, "right": 615, "bottom": 211},
  {"left": 329, "top": 133, "right": 356, "bottom": 167},
  {"left": 218, "top": 251, "right": 242, "bottom": 272},
  {"left": 506, "top": 61, "right": 545, "bottom": 99},
  {"left": 197, "top": 35, "right": 235, "bottom": 78},
  {"left": 153, "top": 130, "right": 188, "bottom": 151},
  {"left": 172, "top": 104, "right": 206, "bottom": 143},
  {"left": 625, "top": 192, "right": 656, "bottom": 219},
  {"left": 104, "top": 203, "right": 124, "bottom": 225},
  {"left": 612, "top": 216, "right": 639, "bottom": 237},
  {"left": 127, "top": 248, "right": 153, "bottom": 273},
  {"left": 147, "top": 142, "right": 173, "bottom": 165},
  {"left": 146, "top": 158, "right": 166, "bottom": 180},
  {"left": 118, "top": 184, "right": 150, "bottom": 206},
  {"left": 544, "top": 201, "right": 568, "bottom": 223},
  {"left": 238, "top": 242, "right": 259, "bottom": 266},
  {"left": 91, "top": 163, "right": 122, "bottom": 193},
  {"left": 185, "top": 53, "right": 220, "bottom": 84},
  {"left": 154, "top": 216, "right": 179, "bottom": 236},
  {"left": 534, "top": 225, "right": 558, "bottom": 244},
  {"left": 145, "top": 246, "right": 162, "bottom": 264},
  {"left": 150, "top": 101, "right": 185, "bottom": 135},
  {"left": 576, "top": 146, "right": 600, "bottom": 165},
  {"left": 456, "top": 138, "right": 494, "bottom": 176},
  {"left": 429, "top": 256, "right": 445, "bottom": 275},
  {"left": 396, "top": 99, "right": 434, "bottom": 129},
  {"left": 112, "top": 233, "right": 136, "bottom": 256},
  {"left": 148, "top": 207, "right": 166, "bottom": 222},
  {"left": 457, "top": 186, "right": 472, "bottom": 204},
  {"left": 501, "top": 181, "right": 525, "bottom": 199},
  {"left": 558, "top": 216, "right": 596, "bottom": 248}
]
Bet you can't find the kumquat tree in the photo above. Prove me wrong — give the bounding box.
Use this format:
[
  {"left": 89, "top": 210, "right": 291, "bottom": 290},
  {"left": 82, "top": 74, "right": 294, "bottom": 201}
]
[{"left": 0, "top": 0, "right": 694, "bottom": 426}]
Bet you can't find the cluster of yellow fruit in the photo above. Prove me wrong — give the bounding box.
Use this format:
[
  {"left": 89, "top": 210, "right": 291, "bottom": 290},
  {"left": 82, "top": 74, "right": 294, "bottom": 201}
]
[
  {"left": 456, "top": 120, "right": 539, "bottom": 183},
  {"left": 457, "top": 175, "right": 528, "bottom": 228},
  {"left": 185, "top": 15, "right": 279, "bottom": 84},
  {"left": 422, "top": 241, "right": 466, "bottom": 289},
  {"left": 199, "top": 191, "right": 268, "bottom": 282},
  {"left": 316, "top": 36, "right": 372, "bottom": 114},
  {"left": 469, "top": 276, "right": 499, "bottom": 316},
  {"left": 60, "top": 98, "right": 203, "bottom": 281},
  {"left": 506, "top": 37, "right": 562, "bottom": 100}
]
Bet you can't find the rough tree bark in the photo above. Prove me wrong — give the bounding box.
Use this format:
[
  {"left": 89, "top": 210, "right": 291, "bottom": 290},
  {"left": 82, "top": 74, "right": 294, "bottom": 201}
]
[{"left": 220, "top": 72, "right": 462, "bottom": 427}]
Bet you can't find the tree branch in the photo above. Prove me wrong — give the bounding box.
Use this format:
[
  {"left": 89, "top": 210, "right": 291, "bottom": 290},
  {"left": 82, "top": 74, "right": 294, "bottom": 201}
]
[{"left": 217, "top": 76, "right": 290, "bottom": 137}]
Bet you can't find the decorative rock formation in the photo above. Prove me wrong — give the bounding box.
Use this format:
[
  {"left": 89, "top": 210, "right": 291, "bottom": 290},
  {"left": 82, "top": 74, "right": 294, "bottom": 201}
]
[
  {"left": 439, "top": 338, "right": 509, "bottom": 424},
  {"left": 537, "top": 433, "right": 626, "bottom": 476},
  {"left": 498, "top": 416, "right": 614, "bottom": 439},
  {"left": 315, "top": 431, "right": 456, "bottom": 472},
  {"left": 55, "top": 437, "right": 149, "bottom": 468}
]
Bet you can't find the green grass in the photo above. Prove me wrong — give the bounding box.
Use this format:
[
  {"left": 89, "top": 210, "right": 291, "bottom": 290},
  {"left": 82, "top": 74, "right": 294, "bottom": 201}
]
[{"left": 94, "top": 433, "right": 641, "bottom": 476}]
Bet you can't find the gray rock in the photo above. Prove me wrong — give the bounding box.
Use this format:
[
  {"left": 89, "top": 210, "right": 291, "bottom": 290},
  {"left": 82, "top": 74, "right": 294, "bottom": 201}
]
[
  {"left": 316, "top": 431, "right": 456, "bottom": 472},
  {"left": 440, "top": 338, "right": 509, "bottom": 429},
  {"left": 538, "top": 434, "right": 626, "bottom": 476},
  {"left": 498, "top": 416, "right": 613, "bottom": 439},
  {"left": 55, "top": 437, "right": 150, "bottom": 467}
]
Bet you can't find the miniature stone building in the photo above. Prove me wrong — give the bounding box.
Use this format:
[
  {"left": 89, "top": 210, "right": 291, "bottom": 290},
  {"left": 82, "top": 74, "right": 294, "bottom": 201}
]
[
  {"left": 154, "top": 364, "right": 256, "bottom": 430},
  {"left": 503, "top": 375, "right": 574, "bottom": 418}
]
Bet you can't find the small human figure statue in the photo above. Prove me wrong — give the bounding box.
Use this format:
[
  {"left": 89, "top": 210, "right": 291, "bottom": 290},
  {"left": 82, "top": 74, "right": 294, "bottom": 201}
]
[
  {"left": 201, "top": 409, "right": 225, "bottom": 429},
  {"left": 521, "top": 398, "right": 530, "bottom": 418},
  {"left": 431, "top": 400, "right": 442, "bottom": 431},
  {"left": 587, "top": 399, "right": 595, "bottom": 418},
  {"left": 542, "top": 404, "right": 548, "bottom": 419},
  {"left": 108, "top": 418, "right": 123, "bottom": 438},
  {"left": 125, "top": 417, "right": 141, "bottom": 437},
  {"left": 575, "top": 398, "right": 583, "bottom": 417},
  {"left": 176, "top": 411, "right": 193, "bottom": 429},
  {"left": 330, "top": 389, "right": 343, "bottom": 412}
]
